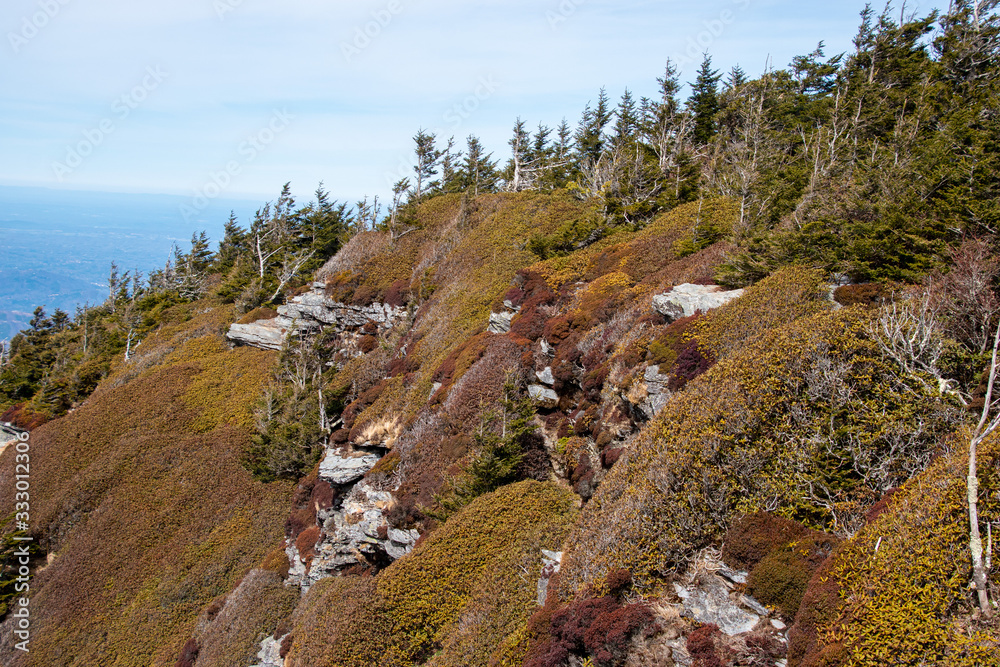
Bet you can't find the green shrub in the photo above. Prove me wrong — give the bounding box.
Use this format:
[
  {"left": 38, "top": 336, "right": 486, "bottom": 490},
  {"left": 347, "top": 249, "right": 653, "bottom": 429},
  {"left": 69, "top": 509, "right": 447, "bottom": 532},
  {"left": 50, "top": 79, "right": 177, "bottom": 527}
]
[
  {"left": 557, "top": 307, "right": 960, "bottom": 600},
  {"left": 285, "top": 481, "right": 579, "bottom": 667},
  {"left": 788, "top": 432, "right": 1000, "bottom": 666}
]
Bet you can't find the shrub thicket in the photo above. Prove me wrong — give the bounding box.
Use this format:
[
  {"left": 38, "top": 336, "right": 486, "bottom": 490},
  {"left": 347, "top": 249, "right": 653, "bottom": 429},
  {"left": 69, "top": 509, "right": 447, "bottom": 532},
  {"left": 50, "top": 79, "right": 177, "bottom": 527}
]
[
  {"left": 285, "top": 481, "right": 578, "bottom": 667},
  {"left": 788, "top": 432, "right": 1000, "bottom": 666},
  {"left": 558, "top": 305, "right": 961, "bottom": 599}
]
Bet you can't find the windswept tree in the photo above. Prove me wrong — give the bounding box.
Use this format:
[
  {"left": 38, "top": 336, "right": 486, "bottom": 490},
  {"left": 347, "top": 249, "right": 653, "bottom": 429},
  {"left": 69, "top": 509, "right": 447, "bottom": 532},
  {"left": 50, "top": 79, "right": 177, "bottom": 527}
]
[{"left": 412, "top": 129, "right": 441, "bottom": 200}]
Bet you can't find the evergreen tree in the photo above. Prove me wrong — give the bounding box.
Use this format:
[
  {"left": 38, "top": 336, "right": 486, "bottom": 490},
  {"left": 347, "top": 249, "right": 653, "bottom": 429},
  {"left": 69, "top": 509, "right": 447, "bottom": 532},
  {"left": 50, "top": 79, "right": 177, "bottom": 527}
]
[
  {"left": 412, "top": 129, "right": 441, "bottom": 200},
  {"left": 431, "top": 378, "right": 536, "bottom": 520},
  {"left": 575, "top": 87, "right": 613, "bottom": 166},
  {"left": 506, "top": 118, "right": 534, "bottom": 191},
  {"left": 726, "top": 64, "right": 749, "bottom": 90},
  {"left": 216, "top": 212, "right": 247, "bottom": 274},
  {"left": 462, "top": 134, "right": 498, "bottom": 195},
  {"left": 439, "top": 136, "right": 464, "bottom": 193},
  {"left": 688, "top": 53, "right": 722, "bottom": 145},
  {"left": 612, "top": 88, "right": 639, "bottom": 149}
]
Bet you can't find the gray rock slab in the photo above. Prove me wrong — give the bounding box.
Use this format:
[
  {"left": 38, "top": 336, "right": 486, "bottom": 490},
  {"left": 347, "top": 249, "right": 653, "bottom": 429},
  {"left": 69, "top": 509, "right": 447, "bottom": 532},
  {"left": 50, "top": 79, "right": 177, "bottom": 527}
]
[
  {"left": 652, "top": 284, "right": 744, "bottom": 322},
  {"left": 528, "top": 384, "right": 559, "bottom": 409},
  {"left": 318, "top": 449, "right": 382, "bottom": 486},
  {"left": 674, "top": 576, "right": 760, "bottom": 636}
]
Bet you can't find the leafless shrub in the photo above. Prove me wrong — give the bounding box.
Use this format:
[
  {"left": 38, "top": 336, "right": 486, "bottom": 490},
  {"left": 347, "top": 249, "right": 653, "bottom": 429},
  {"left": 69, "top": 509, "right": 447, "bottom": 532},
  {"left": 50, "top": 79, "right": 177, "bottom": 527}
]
[
  {"left": 869, "top": 292, "right": 950, "bottom": 395},
  {"left": 927, "top": 237, "right": 1000, "bottom": 354}
]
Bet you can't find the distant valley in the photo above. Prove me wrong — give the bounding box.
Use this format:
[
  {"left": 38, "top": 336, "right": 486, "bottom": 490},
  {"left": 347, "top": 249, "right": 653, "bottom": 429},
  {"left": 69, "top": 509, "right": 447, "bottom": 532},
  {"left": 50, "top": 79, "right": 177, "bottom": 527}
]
[{"left": 0, "top": 186, "right": 260, "bottom": 341}]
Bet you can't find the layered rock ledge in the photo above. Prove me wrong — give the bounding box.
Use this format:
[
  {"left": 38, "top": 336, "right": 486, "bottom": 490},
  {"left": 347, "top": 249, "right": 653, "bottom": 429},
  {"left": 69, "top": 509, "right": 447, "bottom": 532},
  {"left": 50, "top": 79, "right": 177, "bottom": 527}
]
[{"left": 227, "top": 282, "right": 406, "bottom": 350}]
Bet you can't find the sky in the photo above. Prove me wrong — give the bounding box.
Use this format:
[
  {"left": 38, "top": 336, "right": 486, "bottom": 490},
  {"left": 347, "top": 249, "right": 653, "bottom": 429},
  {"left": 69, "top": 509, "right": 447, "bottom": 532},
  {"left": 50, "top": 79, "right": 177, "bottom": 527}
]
[{"left": 0, "top": 0, "right": 897, "bottom": 207}]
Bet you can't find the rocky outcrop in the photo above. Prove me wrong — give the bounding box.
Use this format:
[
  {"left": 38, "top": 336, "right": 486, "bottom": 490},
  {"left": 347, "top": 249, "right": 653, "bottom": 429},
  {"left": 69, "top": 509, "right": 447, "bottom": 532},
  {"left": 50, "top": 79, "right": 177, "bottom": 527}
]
[
  {"left": 319, "top": 448, "right": 383, "bottom": 486},
  {"left": 674, "top": 577, "right": 762, "bottom": 636},
  {"left": 226, "top": 318, "right": 291, "bottom": 351},
  {"left": 227, "top": 282, "right": 405, "bottom": 350},
  {"left": 640, "top": 365, "right": 672, "bottom": 418},
  {"left": 488, "top": 311, "right": 515, "bottom": 334},
  {"left": 671, "top": 554, "right": 773, "bottom": 637},
  {"left": 287, "top": 479, "right": 420, "bottom": 590},
  {"left": 529, "top": 384, "right": 560, "bottom": 409},
  {"left": 488, "top": 300, "right": 521, "bottom": 334},
  {"left": 249, "top": 634, "right": 286, "bottom": 667},
  {"left": 652, "top": 284, "right": 745, "bottom": 322},
  {"left": 0, "top": 423, "right": 24, "bottom": 447}
]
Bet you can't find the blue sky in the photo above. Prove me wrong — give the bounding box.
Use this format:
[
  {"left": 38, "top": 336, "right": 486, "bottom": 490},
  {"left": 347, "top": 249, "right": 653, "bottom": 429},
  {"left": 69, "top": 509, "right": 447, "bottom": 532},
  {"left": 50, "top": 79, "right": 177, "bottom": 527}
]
[{"left": 0, "top": 0, "right": 895, "bottom": 206}]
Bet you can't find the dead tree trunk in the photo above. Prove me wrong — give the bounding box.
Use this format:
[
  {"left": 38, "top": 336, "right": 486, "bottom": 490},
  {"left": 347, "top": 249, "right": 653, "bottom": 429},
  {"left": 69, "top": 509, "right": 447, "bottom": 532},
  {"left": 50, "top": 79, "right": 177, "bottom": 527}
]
[{"left": 969, "top": 318, "right": 1000, "bottom": 618}]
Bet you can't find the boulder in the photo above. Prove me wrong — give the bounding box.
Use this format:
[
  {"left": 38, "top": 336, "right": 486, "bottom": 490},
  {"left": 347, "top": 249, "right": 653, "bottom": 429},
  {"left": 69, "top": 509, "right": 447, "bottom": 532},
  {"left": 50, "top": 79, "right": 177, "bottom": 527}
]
[
  {"left": 652, "top": 284, "right": 744, "bottom": 322},
  {"left": 385, "top": 528, "right": 420, "bottom": 560},
  {"left": 250, "top": 634, "right": 286, "bottom": 667},
  {"left": 226, "top": 318, "right": 293, "bottom": 350},
  {"left": 536, "top": 367, "right": 555, "bottom": 386},
  {"left": 528, "top": 384, "right": 559, "bottom": 409},
  {"left": 318, "top": 448, "right": 382, "bottom": 486},
  {"left": 673, "top": 575, "right": 761, "bottom": 636},
  {"left": 488, "top": 311, "right": 514, "bottom": 334}
]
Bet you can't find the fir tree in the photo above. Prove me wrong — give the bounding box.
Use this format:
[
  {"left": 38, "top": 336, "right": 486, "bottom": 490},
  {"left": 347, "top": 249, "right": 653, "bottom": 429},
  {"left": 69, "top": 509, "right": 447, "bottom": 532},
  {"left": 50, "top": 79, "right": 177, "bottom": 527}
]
[{"left": 688, "top": 53, "right": 722, "bottom": 145}]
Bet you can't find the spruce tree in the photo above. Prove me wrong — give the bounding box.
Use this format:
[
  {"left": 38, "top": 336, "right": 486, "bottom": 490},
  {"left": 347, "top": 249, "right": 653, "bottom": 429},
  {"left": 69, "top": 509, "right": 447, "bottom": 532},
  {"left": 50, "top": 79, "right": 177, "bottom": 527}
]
[
  {"left": 688, "top": 53, "right": 722, "bottom": 145},
  {"left": 462, "top": 134, "right": 498, "bottom": 195},
  {"left": 412, "top": 129, "right": 441, "bottom": 199}
]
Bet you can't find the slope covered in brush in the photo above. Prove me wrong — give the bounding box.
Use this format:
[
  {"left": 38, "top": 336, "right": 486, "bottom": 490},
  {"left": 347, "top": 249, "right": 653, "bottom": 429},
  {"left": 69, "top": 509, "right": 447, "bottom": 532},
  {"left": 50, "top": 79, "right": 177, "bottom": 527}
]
[{"left": 0, "top": 300, "right": 295, "bottom": 667}]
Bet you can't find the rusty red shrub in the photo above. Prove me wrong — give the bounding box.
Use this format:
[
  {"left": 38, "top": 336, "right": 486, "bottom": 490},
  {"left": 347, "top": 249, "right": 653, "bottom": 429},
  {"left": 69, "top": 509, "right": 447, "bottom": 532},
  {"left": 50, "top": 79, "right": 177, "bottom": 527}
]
[
  {"left": 722, "top": 512, "right": 810, "bottom": 571},
  {"left": 0, "top": 403, "right": 49, "bottom": 430},
  {"left": 667, "top": 340, "right": 713, "bottom": 391},
  {"left": 604, "top": 568, "right": 633, "bottom": 598},
  {"left": 175, "top": 637, "right": 199, "bottom": 667},
  {"left": 504, "top": 285, "right": 527, "bottom": 306},
  {"left": 384, "top": 279, "right": 411, "bottom": 307},
  {"left": 285, "top": 508, "right": 314, "bottom": 540},
  {"left": 511, "top": 306, "right": 549, "bottom": 340},
  {"left": 582, "top": 364, "right": 609, "bottom": 401},
  {"left": 544, "top": 316, "right": 572, "bottom": 345},
  {"left": 524, "top": 591, "right": 655, "bottom": 667},
  {"left": 687, "top": 624, "right": 724, "bottom": 667},
  {"left": 295, "top": 526, "right": 321, "bottom": 558},
  {"left": 279, "top": 633, "right": 295, "bottom": 658},
  {"left": 601, "top": 448, "right": 624, "bottom": 469},
  {"left": 359, "top": 335, "right": 378, "bottom": 353},
  {"left": 310, "top": 480, "right": 334, "bottom": 513}
]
